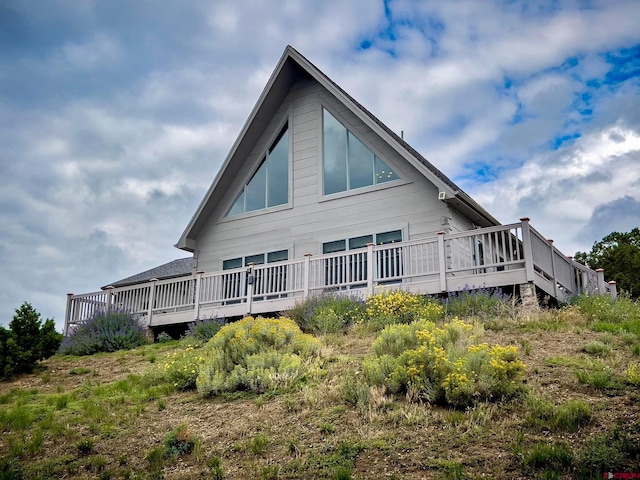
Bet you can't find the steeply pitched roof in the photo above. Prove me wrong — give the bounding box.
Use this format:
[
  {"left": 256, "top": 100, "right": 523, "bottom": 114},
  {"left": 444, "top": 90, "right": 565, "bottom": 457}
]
[
  {"left": 103, "top": 257, "right": 193, "bottom": 289},
  {"left": 176, "top": 46, "right": 499, "bottom": 251}
]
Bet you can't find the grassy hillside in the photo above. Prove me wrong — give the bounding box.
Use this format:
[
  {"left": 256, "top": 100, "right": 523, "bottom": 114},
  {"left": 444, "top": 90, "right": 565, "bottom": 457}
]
[{"left": 1, "top": 294, "right": 639, "bottom": 479}]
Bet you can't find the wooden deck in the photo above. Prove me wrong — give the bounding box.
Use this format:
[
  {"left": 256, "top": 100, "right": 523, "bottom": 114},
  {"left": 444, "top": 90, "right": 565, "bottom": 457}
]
[{"left": 64, "top": 219, "right": 615, "bottom": 334}]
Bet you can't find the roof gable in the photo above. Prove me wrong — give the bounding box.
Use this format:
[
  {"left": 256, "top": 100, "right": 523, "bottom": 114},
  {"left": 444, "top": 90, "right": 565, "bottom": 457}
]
[{"left": 176, "top": 46, "right": 498, "bottom": 251}]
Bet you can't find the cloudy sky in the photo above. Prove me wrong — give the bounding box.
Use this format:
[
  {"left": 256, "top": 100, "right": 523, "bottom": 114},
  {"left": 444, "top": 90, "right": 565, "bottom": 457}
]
[{"left": 1, "top": 0, "right": 639, "bottom": 330}]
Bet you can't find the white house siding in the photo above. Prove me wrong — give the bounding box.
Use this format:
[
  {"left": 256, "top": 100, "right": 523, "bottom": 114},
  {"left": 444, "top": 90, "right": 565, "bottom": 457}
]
[{"left": 193, "top": 76, "right": 474, "bottom": 273}]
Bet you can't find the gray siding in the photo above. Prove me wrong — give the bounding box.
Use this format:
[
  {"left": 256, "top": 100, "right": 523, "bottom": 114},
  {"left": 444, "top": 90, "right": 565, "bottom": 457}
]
[{"left": 194, "top": 77, "right": 473, "bottom": 272}]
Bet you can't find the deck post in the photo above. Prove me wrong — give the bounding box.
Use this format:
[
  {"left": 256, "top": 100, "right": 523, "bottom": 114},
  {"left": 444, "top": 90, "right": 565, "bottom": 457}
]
[
  {"left": 246, "top": 264, "right": 254, "bottom": 315},
  {"left": 608, "top": 281, "right": 617, "bottom": 300},
  {"left": 367, "top": 243, "right": 375, "bottom": 297},
  {"left": 105, "top": 285, "right": 114, "bottom": 313},
  {"left": 520, "top": 218, "right": 535, "bottom": 282},
  {"left": 303, "top": 254, "right": 312, "bottom": 299},
  {"left": 193, "top": 271, "right": 204, "bottom": 320},
  {"left": 596, "top": 269, "right": 606, "bottom": 293},
  {"left": 147, "top": 279, "right": 158, "bottom": 327},
  {"left": 65, "top": 293, "right": 73, "bottom": 336},
  {"left": 437, "top": 231, "right": 447, "bottom": 292},
  {"left": 547, "top": 239, "right": 558, "bottom": 299}
]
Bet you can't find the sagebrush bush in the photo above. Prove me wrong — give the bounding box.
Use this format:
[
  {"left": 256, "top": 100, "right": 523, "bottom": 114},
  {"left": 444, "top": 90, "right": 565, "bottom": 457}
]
[
  {"left": 196, "top": 316, "right": 322, "bottom": 396},
  {"left": 59, "top": 310, "right": 149, "bottom": 356},
  {"left": 363, "top": 318, "right": 526, "bottom": 406},
  {"left": 361, "top": 290, "right": 443, "bottom": 330},
  {"left": 287, "top": 293, "right": 364, "bottom": 334},
  {"left": 443, "top": 286, "right": 513, "bottom": 319}
]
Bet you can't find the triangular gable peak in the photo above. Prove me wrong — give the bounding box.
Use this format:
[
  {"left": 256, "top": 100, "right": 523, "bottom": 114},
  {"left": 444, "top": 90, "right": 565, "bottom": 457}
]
[{"left": 176, "top": 46, "right": 498, "bottom": 252}]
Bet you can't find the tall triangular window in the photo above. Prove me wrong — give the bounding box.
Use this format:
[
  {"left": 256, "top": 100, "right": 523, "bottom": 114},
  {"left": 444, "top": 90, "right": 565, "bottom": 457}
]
[
  {"left": 227, "top": 125, "right": 289, "bottom": 216},
  {"left": 323, "top": 108, "right": 399, "bottom": 195}
]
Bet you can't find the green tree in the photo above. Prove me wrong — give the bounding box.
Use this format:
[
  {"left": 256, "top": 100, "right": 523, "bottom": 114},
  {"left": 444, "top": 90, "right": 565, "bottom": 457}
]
[
  {"left": 1, "top": 302, "right": 63, "bottom": 379},
  {"left": 575, "top": 228, "right": 640, "bottom": 298}
]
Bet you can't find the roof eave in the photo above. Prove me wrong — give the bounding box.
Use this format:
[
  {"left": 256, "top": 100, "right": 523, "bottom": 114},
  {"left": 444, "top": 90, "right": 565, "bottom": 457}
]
[{"left": 176, "top": 46, "right": 301, "bottom": 250}]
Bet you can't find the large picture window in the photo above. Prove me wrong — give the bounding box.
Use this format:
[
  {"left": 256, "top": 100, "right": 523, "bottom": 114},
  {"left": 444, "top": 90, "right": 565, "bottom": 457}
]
[
  {"left": 227, "top": 125, "right": 289, "bottom": 216},
  {"left": 323, "top": 109, "right": 399, "bottom": 195}
]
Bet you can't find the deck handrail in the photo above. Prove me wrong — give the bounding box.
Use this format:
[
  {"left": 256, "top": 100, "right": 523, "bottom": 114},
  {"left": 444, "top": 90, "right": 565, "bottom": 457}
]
[{"left": 64, "top": 219, "right": 614, "bottom": 334}]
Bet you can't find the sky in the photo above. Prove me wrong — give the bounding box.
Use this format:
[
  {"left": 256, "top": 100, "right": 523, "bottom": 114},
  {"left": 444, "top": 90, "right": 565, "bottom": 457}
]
[{"left": 1, "top": 0, "right": 639, "bottom": 331}]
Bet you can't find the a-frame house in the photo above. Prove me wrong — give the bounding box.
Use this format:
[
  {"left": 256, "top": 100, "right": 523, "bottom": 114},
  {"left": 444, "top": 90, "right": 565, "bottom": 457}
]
[{"left": 65, "top": 46, "right": 613, "bottom": 334}]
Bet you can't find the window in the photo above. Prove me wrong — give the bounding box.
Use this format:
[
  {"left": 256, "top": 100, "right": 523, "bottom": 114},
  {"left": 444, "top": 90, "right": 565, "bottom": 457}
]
[
  {"left": 222, "top": 250, "right": 289, "bottom": 302},
  {"left": 323, "top": 109, "right": 399, "bottom": 195},
  {"left": 322, "top": 230, "right": 402, "bottom": 287},
  {"left": 227, "top": 126, "right": 289, "bottom": 216}
]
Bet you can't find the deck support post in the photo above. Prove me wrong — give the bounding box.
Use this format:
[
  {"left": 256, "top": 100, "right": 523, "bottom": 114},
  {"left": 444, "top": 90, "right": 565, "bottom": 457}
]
[
  {"left": 147, "top": 279, "right": 158, "bottom": 327},
  {"left": 519, "top": 282, "right": 539, "bottom": 310},
  {"left": 246, "top": 264, "right": 255, "bottom": 315},
  {"left": 520, "top": 217, "right": 535, "bottom": 282},
  {"left": 193, "top": 271, "right": 204, "bottom": 320},
  {"left": 65, "top": 293, "right": 73, "bottom": 336},
  {"left": 437, "top": 231, "right": 447, "bottom": 292},
  {"left": 367, "top": 243, "right": 375, "bottom": 297},
  {"left": 596, "top": 269, "right": 606, "bottom": 294},
  {"left": 608, "top": 281, "right": 617, "bottom": 300},
  {"left": 303, "top": 254, "right": 312, "bottom": 299}
]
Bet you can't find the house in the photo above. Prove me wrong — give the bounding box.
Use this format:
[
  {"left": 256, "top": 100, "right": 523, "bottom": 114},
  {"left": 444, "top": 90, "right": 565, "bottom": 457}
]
[{"left": 64, "top": 46, "right": 614, "bottom": 335}]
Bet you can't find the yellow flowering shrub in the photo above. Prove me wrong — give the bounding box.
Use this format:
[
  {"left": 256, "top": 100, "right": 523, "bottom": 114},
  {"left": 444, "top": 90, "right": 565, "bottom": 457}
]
[
  {"left": 363, "top": 290, "right": 443, "bottom": 330},
  {"left": 196, "top": 316, "right": 322, "bottom": 396},
  {"left": 363, "top": 318, "right": 526, "bottom": 406},
  {"left": 627, "top": 362, "right": 640, "bottom": 385},
  {"left": 161, "top": 344, "right": 205, "bottom": 390}
]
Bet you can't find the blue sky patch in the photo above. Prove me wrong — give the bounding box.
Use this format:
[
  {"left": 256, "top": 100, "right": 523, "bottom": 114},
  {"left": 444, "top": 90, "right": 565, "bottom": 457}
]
[{"left": 551, "top": 133, "right": 581, "bottom": 149}]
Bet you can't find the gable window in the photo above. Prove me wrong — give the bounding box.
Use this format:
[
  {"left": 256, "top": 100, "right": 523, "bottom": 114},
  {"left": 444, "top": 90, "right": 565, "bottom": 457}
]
[
  {"left": 323, "top": 108, "right": 399, "bottom": 195},
  {"left": 227, "top": 125, "right": 289, "bottom": 216}
]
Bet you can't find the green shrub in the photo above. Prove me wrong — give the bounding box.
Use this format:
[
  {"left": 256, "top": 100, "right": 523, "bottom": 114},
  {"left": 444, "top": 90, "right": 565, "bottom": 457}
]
[
  {"left": 207, "top": 456, "right": 224, "bottom": 480},
  {"left": 577, "top": 424, "right": 640, "bottom": 478},
  {"left": 524, "top": 441, "right": 573, "bottom": 473},
  {"left": 155, "top": 332, "right": 173, "bottom": 343},
  {"left": 196, "top": 316, "right": 322, "bottom": 396},
  {"left": 575, "top": 368, "right": 612, "bottom": 389},
  {"left": 339, "top": 373, "right": 370, "bottom": 411},
  {"left": 582, "top": 341, "right": 611, "bottom": 356},
  {"left": 363, "top": 318, "right": 525, "bottom": 406},
  {"left": 362, "top": 290, "right": 443, "bottom": 331},
  {"left": 1, "top": 302, "right": 62, "bottom": 379},
  {"left": 59, "top": 310, "right": 149, "bottom": 356},
  {"left": 571, "top": 294, "right": 640, "bottom": 334},
  {"left": 164, "top": 424, "right": 198, "bottom": 460},
  {"left": 527, "top": 396, "right": 592, "bottom": 432},
  {"left": 183, "top": 317, "right": 225, "bottom": 342},
  {"left": 288, "top": 294, "right": 364, "bottom": 334}
]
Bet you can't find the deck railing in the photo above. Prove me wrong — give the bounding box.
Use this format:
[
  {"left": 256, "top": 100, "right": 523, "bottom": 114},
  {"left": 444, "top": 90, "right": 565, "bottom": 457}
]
[{"left": 64, "top": 218, "right": 616, "bottom": 334}]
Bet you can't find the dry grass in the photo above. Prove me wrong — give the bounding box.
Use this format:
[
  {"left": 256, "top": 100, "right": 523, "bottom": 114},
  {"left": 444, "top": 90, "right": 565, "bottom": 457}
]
[{"left": 1, "top": 310, "right": 639, "bottom": 479}]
